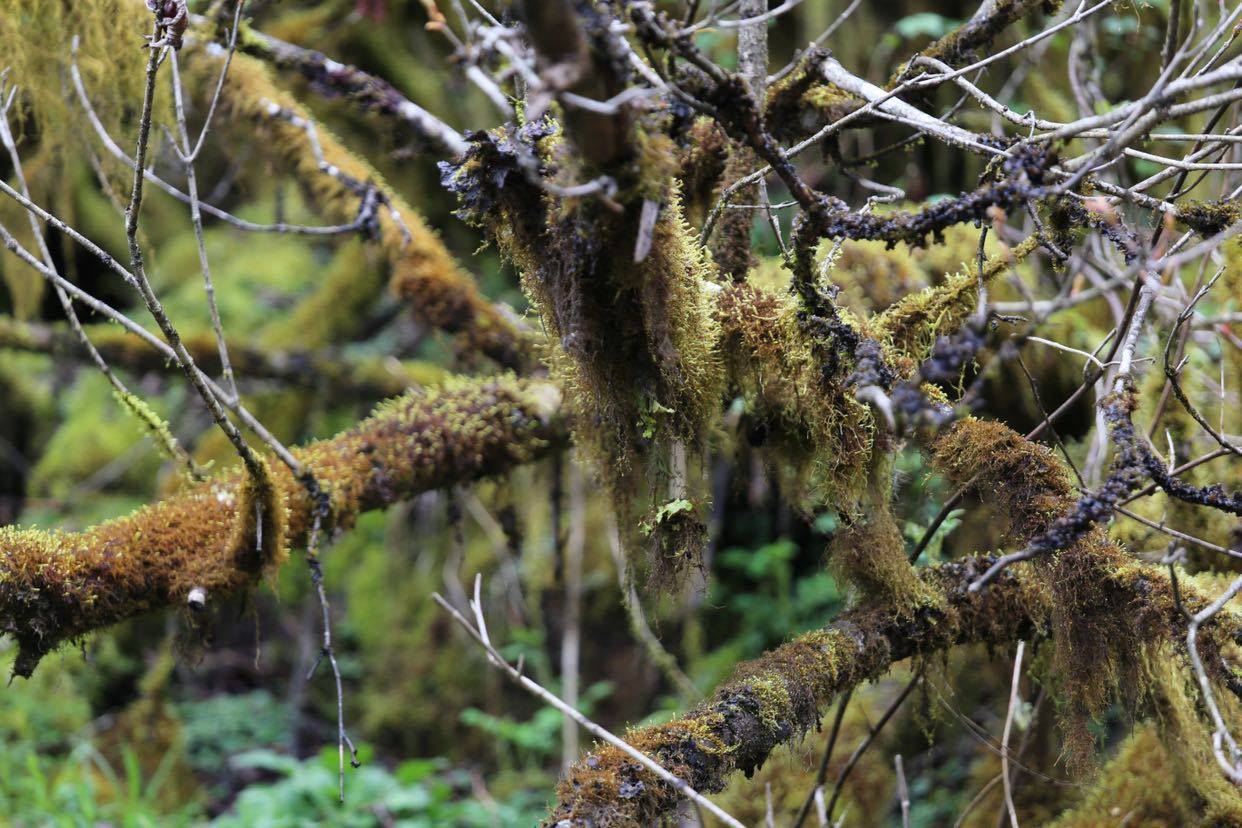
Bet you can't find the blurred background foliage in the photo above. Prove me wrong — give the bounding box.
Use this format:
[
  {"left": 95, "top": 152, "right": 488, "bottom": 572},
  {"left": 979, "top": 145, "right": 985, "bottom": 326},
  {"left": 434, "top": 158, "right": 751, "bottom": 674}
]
[{"left": 0, "top": 0, "right": 1233, "bottom": 825}]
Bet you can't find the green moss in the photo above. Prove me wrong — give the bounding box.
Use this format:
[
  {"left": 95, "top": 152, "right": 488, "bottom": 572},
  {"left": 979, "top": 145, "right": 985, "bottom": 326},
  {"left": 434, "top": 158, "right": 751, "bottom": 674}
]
[
  {"left": 205, "top": 52, "right": 527, "bottom": 367},
  {"left": 28, "top": 374, "right": 163, "bottom": 503},
  {"left": 717, "top": 282, "right": 874, "bottom": 509},
  {"left": 1177, "top": 199, "right": 1242, "bottom": 238},
  {"left": 1047, "top": 722, "right": 1195, "bottom": 827},
  {"left": 875, "top": 234, "right": 1039, "bottom": 367}
]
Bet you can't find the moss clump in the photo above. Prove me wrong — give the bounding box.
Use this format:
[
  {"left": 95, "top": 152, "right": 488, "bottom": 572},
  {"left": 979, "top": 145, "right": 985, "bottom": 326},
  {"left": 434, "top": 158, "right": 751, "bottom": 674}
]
[
  {"left": 676, "top": 117, "right": 729, "bottom": 227},
  {"left": 874, "top": 234, "right": 1039, "bottom": 367},
  {"left": 708, "top": 143, "right": 761, "bottom": 281},
  {"left": 1046, "top": 722, "right": 1196, "bottom": 827},
  {"left": 763, "top": 47, "right": 859, "bottom": 143},
  {"left": 931, "top": 417, "right": 1242, "bottom": 768},
  {"left": 1177, "top": 199, "right": 1242, "bottom": 238},
  {"left": 717, "top": 282, "right": 875, "bottom": 508},
  {"left": 830, "top": 510, "right": 933, "bottom": 609},
  {"left": 832, "top": 240, "right": 927, "bottom": 314},
  {"left": 640, "top": 497, "right": 708, "bottom": 587},
  {"left": 443, "top": 123, "right": 723, "bottom": 509}
]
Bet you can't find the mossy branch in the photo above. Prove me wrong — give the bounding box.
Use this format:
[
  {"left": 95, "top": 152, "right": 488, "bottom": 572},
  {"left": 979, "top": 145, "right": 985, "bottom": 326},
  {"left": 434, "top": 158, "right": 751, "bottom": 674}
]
[
  {"left": 551, "top": 413, "right": 1242, "bottom": 824},
  {"left": 203, "top": 50, "right": 531, "bottom": 368},
  {"left": 0, "top": 376, "right": 564, "bottom": 678},
  {"left": 549, "top": 554, "right": 1051, "bottom": 825}
]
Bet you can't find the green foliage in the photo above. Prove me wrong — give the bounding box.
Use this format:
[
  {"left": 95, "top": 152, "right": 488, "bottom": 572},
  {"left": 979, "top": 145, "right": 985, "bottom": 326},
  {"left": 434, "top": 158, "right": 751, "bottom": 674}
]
[
  {"left": 459, "top": 681, "right": 613, "bottom": 769},
  {"left": 214, "top": 749, "right": 546, "bottom": 827},
  {"left": 0, "top": 650, "right": 201, "bottom": 826},
  {"left": 178, "top": 691, "right": 292, "bottom": 775},
  {"left": 705, "top": 540, "right": 843, "bottom": 673}
]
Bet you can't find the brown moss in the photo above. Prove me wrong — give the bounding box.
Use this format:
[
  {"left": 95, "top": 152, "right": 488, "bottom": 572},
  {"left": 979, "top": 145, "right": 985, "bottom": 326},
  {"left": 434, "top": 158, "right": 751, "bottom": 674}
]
[
  {"left": 709, "top": 143, "right": 761, "bottom": 281},
  {"left": 763, "top": 48, "right": 859, "bottom": 143},
  {"left": 833, "top": 240, "right": 927, "bottom": 314},
  {"left": 1177, "top": 199, "right": 1242, "bottom": 238},
  {"left": 0, "top": 376, "right": 564, "bottom": 677}
]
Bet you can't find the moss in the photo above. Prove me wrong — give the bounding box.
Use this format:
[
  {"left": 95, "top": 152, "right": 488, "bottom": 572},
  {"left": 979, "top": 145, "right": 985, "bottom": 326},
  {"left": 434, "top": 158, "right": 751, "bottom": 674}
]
[
  {"left": 711, "top": 672, "right": 907, "bottom": 825},
  {"left": 875, "top": 234, "right": 1039, "bottom": 366},
  {"left": 931, "top": 417, "right": 1242, "bottom": 769},
  {"left": 708, "top": 143, "right": 761, "bottom": 280},
  {"left": 717, "top": 282, "right": 875, "bottom": 509},
  {"left": 202, "top": 51, "right": 528, "bottom": 368},
  {"left": 763, "top": 48, "right": 859, "bottom": 143},
  {"left": 550, "top": 553, "right": 1051, "bottom": 825},
  {"left": 915, "top": 0, "right": 1063, "bottom": 70},
  {"left": 1177, "top": 199, "right": 1242, "bottom": 238},
  {"left": 0, "top": 1, "right": 156, "bottom": 165},
  {"left": 676, "top": 117, "right": 729, "bottom": 227},
  {"left": 830, "top": 509, "right": 935, "bottom": 610},
  {"left": 832, "top": 240, "right": 927, "bottom": 314},
  {"left": 641, "top": 497, "right": 708, "bottom": 586},
  {"left": 1047, "top": 722, "right": 1196, "bottom": 827},
  {"left": 112, "top": 388, "right": 201, "bottom": 480},
  {"left": 0, "top": 376, "right": 565, "bottom": 677}
]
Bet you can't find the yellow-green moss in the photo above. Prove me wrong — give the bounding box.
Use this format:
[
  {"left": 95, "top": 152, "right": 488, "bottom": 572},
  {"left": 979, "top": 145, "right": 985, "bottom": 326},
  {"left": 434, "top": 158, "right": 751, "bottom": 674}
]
[
  {"left": 875, "top": 234, "right": 1039, "bottom": 367},
  {"left": 717, "top": 281, "right": 874, "bottom": 508},
  {"left": 202, "top": 51, "right": 527, "bottom": 367}
]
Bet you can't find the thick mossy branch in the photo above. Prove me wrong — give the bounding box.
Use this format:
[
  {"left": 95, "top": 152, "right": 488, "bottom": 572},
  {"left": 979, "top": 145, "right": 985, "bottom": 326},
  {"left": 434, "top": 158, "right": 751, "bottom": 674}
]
[
  {"left": 0, "top": 377, "right": 564, "bottom": 678},
  {"left": 550, "top": 555, "right": 1052, "bottom": 826},
  {"left": 551, "top": 417, "right": 1242, "bottom": 825},
  {"left": 933, "top": 416, "right": 1240, "bottom": 765},
  {"left": 204, "top": 52, "right": 529, "bottom": 368}
]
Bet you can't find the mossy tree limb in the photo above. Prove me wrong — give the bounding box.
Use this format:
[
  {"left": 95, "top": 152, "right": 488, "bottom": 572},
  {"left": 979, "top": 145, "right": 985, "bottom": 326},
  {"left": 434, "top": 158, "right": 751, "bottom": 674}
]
[
  {"left": 549, "top": 554, "right": 1050, "bottom": 826},
  {"left": 549, "top": 548, "right": 1242, "bottom": 826},
  {"left": 201, "top": 50, "right": 531, "bottom": 368},
  {"left": 0, "top": 376, "right": 564, "bottom": 678}
]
